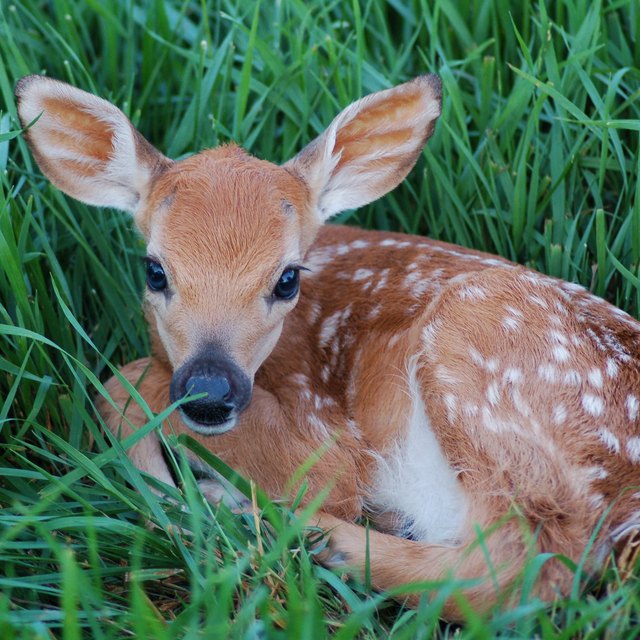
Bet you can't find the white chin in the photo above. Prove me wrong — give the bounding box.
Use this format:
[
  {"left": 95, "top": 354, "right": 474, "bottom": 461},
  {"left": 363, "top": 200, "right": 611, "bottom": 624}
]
[{"left": 179, "top": 412, "right": 237, "bottom": 435}]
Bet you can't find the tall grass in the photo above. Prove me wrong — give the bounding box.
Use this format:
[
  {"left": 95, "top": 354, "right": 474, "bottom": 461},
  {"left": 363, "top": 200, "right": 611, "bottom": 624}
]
[{"left": 1, "top": 0, "right": 639, "bottom": 637}]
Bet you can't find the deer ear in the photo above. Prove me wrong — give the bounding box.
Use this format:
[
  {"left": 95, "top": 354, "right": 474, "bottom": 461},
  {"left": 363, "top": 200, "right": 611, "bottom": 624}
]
[
  {"left": 285, "top": 74, "right": 442, "bottom": 221},
  {"left": 15, "top": 75, "right": 172, "bottom": 215}
]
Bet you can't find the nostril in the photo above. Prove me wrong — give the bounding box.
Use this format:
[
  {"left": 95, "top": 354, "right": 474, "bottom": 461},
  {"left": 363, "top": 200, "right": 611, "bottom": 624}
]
[{"left": 186, "top": 374, "right": 231, "bottom": 404}]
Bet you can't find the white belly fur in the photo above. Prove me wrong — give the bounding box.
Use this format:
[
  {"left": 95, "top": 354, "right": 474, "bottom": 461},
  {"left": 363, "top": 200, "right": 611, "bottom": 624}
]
[{"left": 368, "top": 356, "right": 468, "bottom": 544}]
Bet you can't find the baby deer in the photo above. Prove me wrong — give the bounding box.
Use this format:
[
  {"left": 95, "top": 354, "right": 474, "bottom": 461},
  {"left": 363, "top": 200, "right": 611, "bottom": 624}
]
[{"left": 16, "top": 73, "right": 640, "bottom": 620}]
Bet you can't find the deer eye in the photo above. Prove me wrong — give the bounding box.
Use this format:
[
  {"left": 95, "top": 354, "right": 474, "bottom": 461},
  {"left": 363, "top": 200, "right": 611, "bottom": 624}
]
[
  {"left": 273, "top": 268, "right": 300, "bottom": 300},
  {"left": 146, "top": 259, "right": 167, "bottom": 292}
]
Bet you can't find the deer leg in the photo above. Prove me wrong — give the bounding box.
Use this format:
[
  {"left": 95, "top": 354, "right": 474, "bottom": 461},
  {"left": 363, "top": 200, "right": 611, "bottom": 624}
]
[
  {"left": 315, "top": 511, "right": 555, "bottom": 621},
  {"left": 99, "top": 358, "right": 364, "bottom": 519},
  {"left": 100, "top": 358, "right": 177, "bottom": 488}
]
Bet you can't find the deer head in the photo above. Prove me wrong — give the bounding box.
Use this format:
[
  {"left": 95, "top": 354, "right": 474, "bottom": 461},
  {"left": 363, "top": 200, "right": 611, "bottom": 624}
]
[{"left": 16, "top": 73, "right": 442, "bottom": 434}]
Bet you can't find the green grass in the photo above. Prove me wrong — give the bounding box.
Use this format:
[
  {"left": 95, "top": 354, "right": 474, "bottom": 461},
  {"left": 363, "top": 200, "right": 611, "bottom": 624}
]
[{"left": 1, "top": 0, "right": 640, "bottom": 637}]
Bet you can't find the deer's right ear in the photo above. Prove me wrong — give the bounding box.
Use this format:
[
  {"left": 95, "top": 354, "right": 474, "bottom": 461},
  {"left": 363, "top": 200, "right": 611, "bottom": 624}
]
[{"left": 15, "top": 75, "right": 172, "bottom": 215}]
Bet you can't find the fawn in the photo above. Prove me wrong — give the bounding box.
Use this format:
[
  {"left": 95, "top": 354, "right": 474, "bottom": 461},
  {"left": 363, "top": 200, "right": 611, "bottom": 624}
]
[{"left": 16, "top": 73, "right": 640, "bottom": 620}]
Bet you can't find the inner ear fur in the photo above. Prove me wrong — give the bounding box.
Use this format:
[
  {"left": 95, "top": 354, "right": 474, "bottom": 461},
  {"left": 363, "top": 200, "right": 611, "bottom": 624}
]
[
  {"left": 15, "top": 75, "right": 172, "bottom": 214},
  {"left": 285, "top": 74, "right": 442, "bottom": 221}
]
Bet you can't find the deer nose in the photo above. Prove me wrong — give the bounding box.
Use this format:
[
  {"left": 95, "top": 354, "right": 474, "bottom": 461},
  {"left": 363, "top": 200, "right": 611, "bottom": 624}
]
[
  {"left": 181, "top": 373, "right": 234, "bottom": 425},
  {"left": 169, "top": 347, "right": 252, "bottom": 432}
]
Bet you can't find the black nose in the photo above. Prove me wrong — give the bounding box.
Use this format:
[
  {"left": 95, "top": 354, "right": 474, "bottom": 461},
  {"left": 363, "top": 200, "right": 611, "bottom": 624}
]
[
  {"left": 182, "top": 373, "right": 233, "bottom": 425},
  {"left": 170, "top": 348, "right": 252, "bottom": 430}
]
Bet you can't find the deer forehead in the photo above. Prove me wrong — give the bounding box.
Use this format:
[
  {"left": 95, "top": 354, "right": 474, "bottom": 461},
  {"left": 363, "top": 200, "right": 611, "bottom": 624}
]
[{"left": 142, "top": 147, "right": 311, "bottom": 298}]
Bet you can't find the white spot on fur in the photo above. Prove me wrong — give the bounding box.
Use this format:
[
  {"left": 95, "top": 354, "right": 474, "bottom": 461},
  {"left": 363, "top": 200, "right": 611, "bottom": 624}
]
[
  {"left": 444, "top": 393, "right": 457, "bottom": 420},
  {"left": 313, "top": 394, "right": 336, "bottom": 411},
  {"left": 387, "top": 333, "right": 403, "bottom": 348},
  {"left": 552, "top": 404, "right": 567, "bottom": 425},
  {"left": 529, "top": 294, "right": 549, "bottom": 310},
  {"left": 435, "top": 365, "right": 460, "bottom": 386},
  {"left": 353, "top": 268, "right": 374, "bottom": 281},
  {"left": 502, "top": 316, "right": 521, "bottom": 331},
  {"left": 468, "top": 348, "right": 499, "bottom": 373},
  {"left": 318, "top": 310, "right": 341, "bottom": 349},
  {"left": 411, "top": 279, "right": 432, "bottom": 299},
  {"left": 469, "top": 347, "right": 485, "bottom": 367},
  {"left": 582, "top": 394, "right": 604, "bottom": 417},
  {"left": 586, "top": 293, "right": 606, "bottom": 306},
  {"left": 481, "top": 407, "right": 521, "bottom": 434},
  {"left": 520, "top": 272, "right": 538, "bottom": 285},
  {"left": 304, "top": 247, "right": 334, "bottom": 272},
  {"left": 292, "top": 373, "right": 312, "bottom": 401},
  {"left": 318, "top": 305, "right": 352, "bottom": 350},
  {"left": 586, "top": 328, "right": 607, "bottom": 352},
  {"left": 538, "top": 363, "right": 558, "bottom": 383},
  {"left": 505, "top": 305, "right": 524, "bottom": 318},
  {"left": 482, "top": 258, "right": 506, "bottom": 267},
  {"left": 605, "top": 358, "right": 619, "bottom": 378},
  {"left": 552, "top": 345, "right": 571, "bottom": 363},
  {"left": 292, "top": 373, "right": 310, "bottom": 387},
  {"left": 503, "top": 368, "right": 523, "bottom": 384},
  {"left": 380, "top": 238, "right": 398, "bottom": 247},
  {"left": 307, "top": 413, "right": 331, "bottom": 439},
  {"left": 367, "top": 303, "right": 382, "bottom": 320},
  {"left": 548, "top": 330, "right": 568, "bottom": 345},
  {"left": 554, "top": 300, "right": 569, "bottom": 316},
  {"left": 612, "top": 306, "right": 632, "bottom": 319},
  {"left": 626, "top": 437, "right": 640, "bottom": 463},
  {"left": 627, "top": 395, "right": 639, "bottom": 422},
  {"left": 369, "top": 357, "right": 468, "bottom": 544},
  {"left": 307, "top": 302, "right": 322, "bottom": 324},
  {"left": 587, "top": 368, "right": 604, "bottom": 389},
  {"left": 584, "top": 466, "right": 608, "bottom": 482},
  {"left": 345, "top": 418, "right": 362, "bottom": 439},
  {"left": 404, "top": 270, "right": 422, "bottom": 290},
  {"left": 372, "top": 268, "right": 390, "bottom": 294},
  {"left": 458, "top": 285, "right": 488, "bottom": 301},
  {"left": 422, "top": 322, "right": 439, "bottom": 348},
  {"left": 597, "top": 428, "right": 620, "bottom": 453},
  {"left": 563, "top": 370, "right": 582, "bottom": 386},
  {"left": 511, "top": 386, "right": 531, "bottom": 417},
  {"left": 486, "top": 381, "right": 500, "bottom": 406},
  {"left": 481, "top": 406, "right": 498, "bottom": 432},
  {"left": 351, "top": 240, "right": 369, "bottom": 249},
  {"left": 464, "top": 404, "right": 479, "bottom": 418},
  {"left": 548, "top": 314, "right": 563, "bottom": 327},
  {"left": 602, "top": 329, "right": 632, "bottom": 361}
]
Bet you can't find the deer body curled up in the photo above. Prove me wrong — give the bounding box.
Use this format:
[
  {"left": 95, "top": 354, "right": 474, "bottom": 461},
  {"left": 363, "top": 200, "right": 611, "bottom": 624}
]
[{"left": 16, "top": 74, "right": 640, "bottom": 620}]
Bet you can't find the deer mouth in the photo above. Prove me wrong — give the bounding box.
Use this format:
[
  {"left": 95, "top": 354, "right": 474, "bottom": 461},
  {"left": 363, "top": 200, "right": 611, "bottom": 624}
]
[{"left": 178, "top": 410, "right": 239, "bottom": 436}]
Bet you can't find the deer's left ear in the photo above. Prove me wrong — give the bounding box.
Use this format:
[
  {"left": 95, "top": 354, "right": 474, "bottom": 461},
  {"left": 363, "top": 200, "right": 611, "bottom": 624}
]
[
  {"left": 15, "top": 75, "right": 172, "bottom": 214},
  {"left": 285, "top": 74, "right": 442, "bottom": 222}
]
